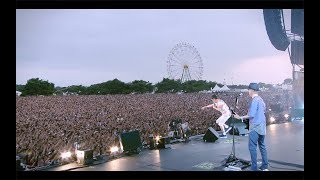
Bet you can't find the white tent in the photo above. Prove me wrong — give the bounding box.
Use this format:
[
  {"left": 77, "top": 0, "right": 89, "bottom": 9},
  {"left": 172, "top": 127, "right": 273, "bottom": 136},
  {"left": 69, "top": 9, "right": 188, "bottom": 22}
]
[
  {"left": 16, "top": 91, "right": 22, "bottom": 96},
  {"left": 211, "top": 85, "right": 222, "bottom": 92},
  {"left": 220, "top": 85, "right": 230, "bottom": 91}
]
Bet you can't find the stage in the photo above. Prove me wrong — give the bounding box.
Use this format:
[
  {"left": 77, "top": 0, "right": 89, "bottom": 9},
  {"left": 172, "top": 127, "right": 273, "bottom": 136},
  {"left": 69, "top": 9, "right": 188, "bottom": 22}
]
[{"left": 45, "top": 120, "right": 304, "bottom": 171}]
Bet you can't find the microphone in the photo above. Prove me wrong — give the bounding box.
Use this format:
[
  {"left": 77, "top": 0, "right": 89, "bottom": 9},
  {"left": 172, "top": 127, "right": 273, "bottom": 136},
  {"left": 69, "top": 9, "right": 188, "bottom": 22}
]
[{"left": 235, "top": 93, "right": 242, "bottom": 107}]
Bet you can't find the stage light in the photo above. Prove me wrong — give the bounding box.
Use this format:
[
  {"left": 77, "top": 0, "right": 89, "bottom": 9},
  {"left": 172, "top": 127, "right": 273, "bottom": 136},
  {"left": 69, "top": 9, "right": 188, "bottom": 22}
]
[
  {"left": 284, "top": 114, "right": 289, "bottom": 119},
  {"left": 155, "top": 136, "right": 160, "bottom": 142},
  {"left": 270, "top": 117, "right": 275, "bottom": 122},
  {"left": 269, "top": 109, "right": 272, "bottom": 111},
  {"left": 61, "top": 151, "right": 72, "bottom": 159},
  {"left": 110, "top": 146, "right": 119, "bottom": 153}
]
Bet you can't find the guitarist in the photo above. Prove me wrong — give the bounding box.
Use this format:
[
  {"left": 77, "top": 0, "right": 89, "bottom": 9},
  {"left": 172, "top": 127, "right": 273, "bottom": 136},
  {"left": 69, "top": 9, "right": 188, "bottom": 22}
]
[{"left": 233, "top": 83, "right": 269, "bottom": 171}]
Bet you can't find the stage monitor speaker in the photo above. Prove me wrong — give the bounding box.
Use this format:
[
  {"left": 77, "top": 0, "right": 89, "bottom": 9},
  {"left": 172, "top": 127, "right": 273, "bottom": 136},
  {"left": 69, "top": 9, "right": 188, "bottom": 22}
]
[
  {"left": 263, "top": 9, "right": 290, "bottom": 51},
  {"left": 16, "top": 158, "right": 23, "bottom": 171},
  {"left": 76, "top": 149, "right": 93, "bottom": 165},
  {"left": 120, "top": 130, "right": 142, "bottom": 152},
  {"left": 229, "top": 122, "right": 249, "bottom": 136},
  {"left": 225, "top": 117, "right": 233, "bottom": 127},
  {"left": 203, "top": 127, "right": 219, "bottom": 142}
]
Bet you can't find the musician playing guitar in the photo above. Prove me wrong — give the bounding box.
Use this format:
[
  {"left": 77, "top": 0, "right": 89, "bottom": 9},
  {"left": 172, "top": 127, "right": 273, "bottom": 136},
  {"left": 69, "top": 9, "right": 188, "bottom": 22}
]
[{"left": 232, "top": 83, "right": 269, "bottom": 171}]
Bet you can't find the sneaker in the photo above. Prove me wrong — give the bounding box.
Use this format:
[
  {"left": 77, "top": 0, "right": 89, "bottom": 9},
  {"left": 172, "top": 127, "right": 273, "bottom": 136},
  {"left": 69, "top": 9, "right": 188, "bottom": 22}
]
[
  {"left": 225, "top": 127, "right": 232, "bottom": 134},
  {"left": 259, "top": 167, "right": 269, "bottom": 171},
  {"left": 219, "top": 134, "right": 227, "bottom": 138}
]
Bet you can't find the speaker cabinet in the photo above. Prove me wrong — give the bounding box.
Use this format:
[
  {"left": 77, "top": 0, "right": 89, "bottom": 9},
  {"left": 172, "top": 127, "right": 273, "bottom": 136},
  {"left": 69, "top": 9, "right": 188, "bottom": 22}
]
[
  {"left": 16, "top": 158, "right": 23, "bottom": 171},
  {"left": 120, "top": 130, "right": 142, "bottom": 153},
  {"left": 203, "top": 127, "right": 219, "bottom": 142},
  {"left": 76, "top": 149, "right": 93, "bottom": 165},
  {"left": 291, "top": 40, "right": 304, "bottom": 65},
  {"left": 291, "top": 9, "right": 304, "bottom": 36},
  {"left": 229, "top": 123, "right": 249, "bottom": 136},
  {"left": 263, "top": 9, "right": 290, "bottom": 51}
]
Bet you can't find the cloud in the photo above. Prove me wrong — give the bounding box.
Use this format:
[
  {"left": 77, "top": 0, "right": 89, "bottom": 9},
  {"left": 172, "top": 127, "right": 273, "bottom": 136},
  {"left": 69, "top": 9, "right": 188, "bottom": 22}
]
[{"left": 231, "top": 54, "right": 292, "bottom": 85}]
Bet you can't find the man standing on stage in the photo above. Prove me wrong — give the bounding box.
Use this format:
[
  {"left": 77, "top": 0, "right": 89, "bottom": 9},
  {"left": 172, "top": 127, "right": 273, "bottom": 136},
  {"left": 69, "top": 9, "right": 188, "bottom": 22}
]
[
  {"left": 201, "top": 94, "right": 232, "bottom": 138},
  {"left": 234, "top": 83, "right": 269, "bottom": 171}
]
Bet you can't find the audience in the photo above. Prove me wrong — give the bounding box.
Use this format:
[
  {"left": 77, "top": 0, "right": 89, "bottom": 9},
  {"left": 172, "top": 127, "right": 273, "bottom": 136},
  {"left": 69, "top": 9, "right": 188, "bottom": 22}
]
[{"left": 16, "top": 91, "right": 293, "bottom": 168}]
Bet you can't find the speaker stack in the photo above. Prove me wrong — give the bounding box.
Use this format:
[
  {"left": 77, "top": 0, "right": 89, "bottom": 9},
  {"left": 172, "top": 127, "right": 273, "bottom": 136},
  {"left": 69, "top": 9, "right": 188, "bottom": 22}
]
[{"left": 263, "top": 9, "right": 290, "bottom": 51}]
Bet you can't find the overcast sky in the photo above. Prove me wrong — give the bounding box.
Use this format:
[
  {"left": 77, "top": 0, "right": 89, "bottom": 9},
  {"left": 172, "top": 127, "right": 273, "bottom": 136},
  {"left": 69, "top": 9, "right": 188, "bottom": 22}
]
[{"left": 16, "top": 9, "right": 294, "bottom": 87}]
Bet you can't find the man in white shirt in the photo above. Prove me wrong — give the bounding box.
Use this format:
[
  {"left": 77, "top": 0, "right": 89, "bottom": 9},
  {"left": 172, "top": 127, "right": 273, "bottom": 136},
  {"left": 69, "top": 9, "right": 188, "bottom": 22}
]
[{"left": 201, "top": 94, "right": 232, "bottom": 138}]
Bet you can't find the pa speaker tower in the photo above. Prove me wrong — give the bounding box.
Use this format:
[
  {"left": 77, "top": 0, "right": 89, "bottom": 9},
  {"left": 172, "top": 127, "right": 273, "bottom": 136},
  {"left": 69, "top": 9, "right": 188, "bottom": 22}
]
[
  {"left": 263, "top": 9, "right": 290, "bottom": 51},
  {"left": 291, "top": 40, "right": 304, "bottom": 65},
  {"left": 291, "top": 9, "right": 304, "bottom": 36}
]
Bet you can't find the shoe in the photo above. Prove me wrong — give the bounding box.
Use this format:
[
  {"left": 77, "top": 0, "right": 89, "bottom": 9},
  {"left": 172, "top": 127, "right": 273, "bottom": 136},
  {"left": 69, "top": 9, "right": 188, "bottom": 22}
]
[
  {"left": 225, "top": 127, "right": 232, "bottom": 134},
  {"left": 259, "top": 167, "right": 269, "bottom": 171},
  {"left": 219, "top": 134, "right": 227, "bottom": 138}
]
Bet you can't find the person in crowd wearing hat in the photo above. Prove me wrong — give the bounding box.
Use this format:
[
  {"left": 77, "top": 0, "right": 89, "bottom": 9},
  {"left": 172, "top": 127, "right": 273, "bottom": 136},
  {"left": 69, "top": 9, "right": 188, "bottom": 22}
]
[
  {"left": 201, "top": 94, "right": 232, "bottom": 138},
  {"left": 234, "top": 83, "right": 269, "bottom": 171}
]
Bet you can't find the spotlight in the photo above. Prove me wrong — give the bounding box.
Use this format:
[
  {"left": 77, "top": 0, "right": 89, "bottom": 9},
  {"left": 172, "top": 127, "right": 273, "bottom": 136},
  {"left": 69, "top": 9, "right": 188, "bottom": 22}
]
[
  {"left": 269, "top": 109, "right": 272, "bottom": 111},
  {"left": 155, "top": 136, "right": 161, "bottom": 142},
  {"left": 110, "top": 146, "right": 119, "bottom": 153},
  {"left": 61, "top": 151, "right": 71, "bottom": 159},
  {"left": 270, "top": 117, "right": 275, "bottom": 123},
  {"left": 284, "top": 114, "right": 289, "bottom": 119}
]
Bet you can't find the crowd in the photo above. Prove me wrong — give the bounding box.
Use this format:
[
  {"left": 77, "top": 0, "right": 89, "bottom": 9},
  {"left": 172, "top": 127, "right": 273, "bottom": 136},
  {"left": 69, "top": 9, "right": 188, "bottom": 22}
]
[{"left": 16, "top": 91, "right": 293, "bottom": 168}]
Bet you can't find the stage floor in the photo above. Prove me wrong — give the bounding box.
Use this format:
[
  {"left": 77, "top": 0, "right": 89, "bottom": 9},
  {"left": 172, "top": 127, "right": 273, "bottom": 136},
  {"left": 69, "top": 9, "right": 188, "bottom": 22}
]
[{"left": 45, "top": 120, "right": 304, "bottom": 171}]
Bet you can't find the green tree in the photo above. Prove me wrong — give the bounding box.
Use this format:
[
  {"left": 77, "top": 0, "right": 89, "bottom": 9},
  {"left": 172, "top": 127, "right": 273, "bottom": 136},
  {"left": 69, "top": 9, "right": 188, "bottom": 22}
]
[
  {"left": 21, "top": 78, "right": 55, "bottom": 96},
  {"left": 62, "top": 85, "right": 88, "bottom": 95},
  {"left": 16, "top": 84, "right": 25, "bottom": 92},
  {"left": 283, "top": 78, "right": 293, "bottom": 85},
  {"left": 87, "top": 79, "right": 130, "bottom": 94},
  {"left": 182, "top": 80, "right": 214, "bottom": 93},
  {"left": 155, "top": 78, "right": 182, "bottom": 93},
  {"left": 129, "top": 80, "right": 153, "bottom": 94}
]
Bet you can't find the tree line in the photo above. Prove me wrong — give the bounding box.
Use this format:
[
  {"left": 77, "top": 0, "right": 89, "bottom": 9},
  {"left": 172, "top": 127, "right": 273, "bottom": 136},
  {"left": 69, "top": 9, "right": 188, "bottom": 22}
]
[{"left": 16, "top": 77, "right": 290, "bottom": 96}]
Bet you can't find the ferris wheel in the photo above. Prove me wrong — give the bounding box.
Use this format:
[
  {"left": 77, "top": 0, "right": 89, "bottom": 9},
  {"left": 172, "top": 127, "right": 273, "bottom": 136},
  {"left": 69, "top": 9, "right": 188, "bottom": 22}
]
[{"left": 167, "top": 42, "right": 203, "bottom": 83}]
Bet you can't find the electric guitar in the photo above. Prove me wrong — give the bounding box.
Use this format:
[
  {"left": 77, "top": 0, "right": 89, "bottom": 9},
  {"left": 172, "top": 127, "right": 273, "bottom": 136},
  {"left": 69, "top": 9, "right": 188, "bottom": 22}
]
[{"left": 232, "top": 112, "right": 250, "bottom": 130}]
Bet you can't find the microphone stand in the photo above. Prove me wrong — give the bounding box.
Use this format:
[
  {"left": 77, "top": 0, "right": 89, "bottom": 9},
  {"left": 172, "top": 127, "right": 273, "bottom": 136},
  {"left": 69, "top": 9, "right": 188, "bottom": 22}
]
[{"left": 222, "top": 95, "right": 251, "bottom": 170}]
